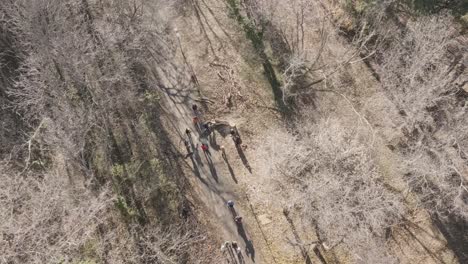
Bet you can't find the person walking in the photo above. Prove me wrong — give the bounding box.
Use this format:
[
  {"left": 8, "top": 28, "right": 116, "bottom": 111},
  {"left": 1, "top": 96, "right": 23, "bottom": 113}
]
[
  {"left": 224, "top": 240, "right": 237, "bottom": 263},
  {"left": 236, "top": 246, "right": 244, "bottom": 263},
  {"left": 235, "top": 215, "right": 243, "bottom": 224},
  {"left": 202, "top": 122, "right": 212, "bottom": 138},
  {"left": 201, "top": 143, "right": 211, "bottom": 156},
  {"left": 231, "top": 241, "right": 240, "bottom": 253},
  {"left": 221, "top": 241, "right": 233, "bottom": 263},
  {"left": 223, "top": 241, "right": 231, "bottom": 250},
  {"left": 229, "top": 241, "right": 243, "bottom": 262},
  {"left": 230, "top": 129, "right": 242, "bottom": 146},
  {"left": 221, "top": 243, "right": 227, "bottom": 253},
  {"left": 235, "top": 136, "right": 242, "bottom": 146},
  {"left": 220, "top": 145, "right": 227, "bottom": 160},
  {"left": 227, "top": 200, "right": 234, "bottom": 208}
]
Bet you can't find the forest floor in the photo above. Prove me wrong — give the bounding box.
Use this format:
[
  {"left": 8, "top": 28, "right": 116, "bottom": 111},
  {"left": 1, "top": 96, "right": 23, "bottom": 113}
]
[
  {"left": 155, "top": 0, "right": 464, "bottom": 263},
  {"left": 154, "top": 1, "right": 308, "bottom": 263}
]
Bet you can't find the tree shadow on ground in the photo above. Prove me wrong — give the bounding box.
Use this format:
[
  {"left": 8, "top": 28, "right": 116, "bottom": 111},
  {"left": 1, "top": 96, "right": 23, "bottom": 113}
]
[
  {"left": 282, "top": 208, "right": 328, "bottom": 264},
  {"left": 401, "top": 224, "right": 448, "bottom": 264},
  {"left": 121, "top": 61, "right": 199, "bottom": 227},
  {"left": 432, "top": 213, "right": 468, "bottom": 263},
  {"left": 406, "top": 0, "right": 468, "bottom": 16}
]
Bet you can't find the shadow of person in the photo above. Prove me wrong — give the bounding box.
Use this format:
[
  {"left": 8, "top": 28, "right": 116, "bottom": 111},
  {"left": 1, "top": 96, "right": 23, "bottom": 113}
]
[
  {"left": 204, "top": 148, "right": 212, "bottom": 159},
  {"left": 190, "top": 156, "right": 202, "bottom": 179},
  {"left": 224, "top": 157, "right": 238, "bottom": 183},
  {"left": 236, "top": 221, "right": 248, "bottom": 243},
  {"left": 431, "top": 213, "right": 468, "bottom": 263},
  {"left": 209, "top": 131, "right": 220, "bottom": 150},
  {"left": 235, "top": 223, "right": 256, "bottom": 262},
  {"left": 208, "top": 161, "right": 219, "bottom": 183},
  {"left": 187, "top": 132, "right": 194, "bottom": 145},
  {"left": 245, "top": 239, "right": 255, "bottom": 262},
  {"left": 229, "top": 206, "right": 237, "bottom": 218},
  {"left": 237, "top": 249, "right": 245, "bottom": 264},
  {"left": 235, "top": 144, "right": 252, "bottom": 173},
  {"left": 192, "top": 144, "right": 204, "bottom": 167},
  {"left": 225, "top": 244, "right": 236, "bottom": 263},
  {"left": 204, "top": 151, "right": 218, "bottom": 182}
]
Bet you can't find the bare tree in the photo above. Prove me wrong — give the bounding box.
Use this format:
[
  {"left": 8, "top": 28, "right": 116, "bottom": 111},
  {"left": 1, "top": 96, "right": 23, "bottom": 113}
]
[
  {"left": 378, "top": 13, "right": 458, "bottom": 123},
  {"left": 376, "top": 12, "right": 468, "bottom": 220},
  {"left": 0, "top": 1, "right": 218, "bottom": 263},
  {"left": 258, "top": 118, "right": 406, "bottom": 262},
  {"left": 0, "top": 162, "right": 209, "bottom": 263},
  {"left": 249, "top": 0, "right": 392, "bottom": 105},
  {"left": 0, "top": 164, "right": 113, "bottom": 263}
]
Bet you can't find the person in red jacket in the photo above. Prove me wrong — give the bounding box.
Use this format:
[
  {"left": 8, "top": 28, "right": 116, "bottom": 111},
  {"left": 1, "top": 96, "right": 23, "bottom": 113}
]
[{"left": 201, "top": 143, "right": 209, "bottom": 153}]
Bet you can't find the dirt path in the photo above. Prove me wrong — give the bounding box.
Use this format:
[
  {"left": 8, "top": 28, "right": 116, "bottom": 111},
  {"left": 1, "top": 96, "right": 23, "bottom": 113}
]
[
  {"left": 155, "top": 68, "right": 266, "bottom": 263},
  {"left": 150, "top": 1, "right": 320, "bottom": 263}
]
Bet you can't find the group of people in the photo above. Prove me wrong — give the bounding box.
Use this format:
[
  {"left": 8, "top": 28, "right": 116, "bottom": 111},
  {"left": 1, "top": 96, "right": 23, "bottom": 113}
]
[
  {"left": 226, "top": 199, "right": 246, "bottom": 263},
  {"left": 186, "top": 104, "right": 247, "bottom": 263},
  {"left": 185, "top": 104, "right": 243, "bottom": 158},
  {"left": 183, "top": 104, "right": 208, "bottom": 158},
  {"left": 221, "top": 240, "right": 244, "bottom": 263}
]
